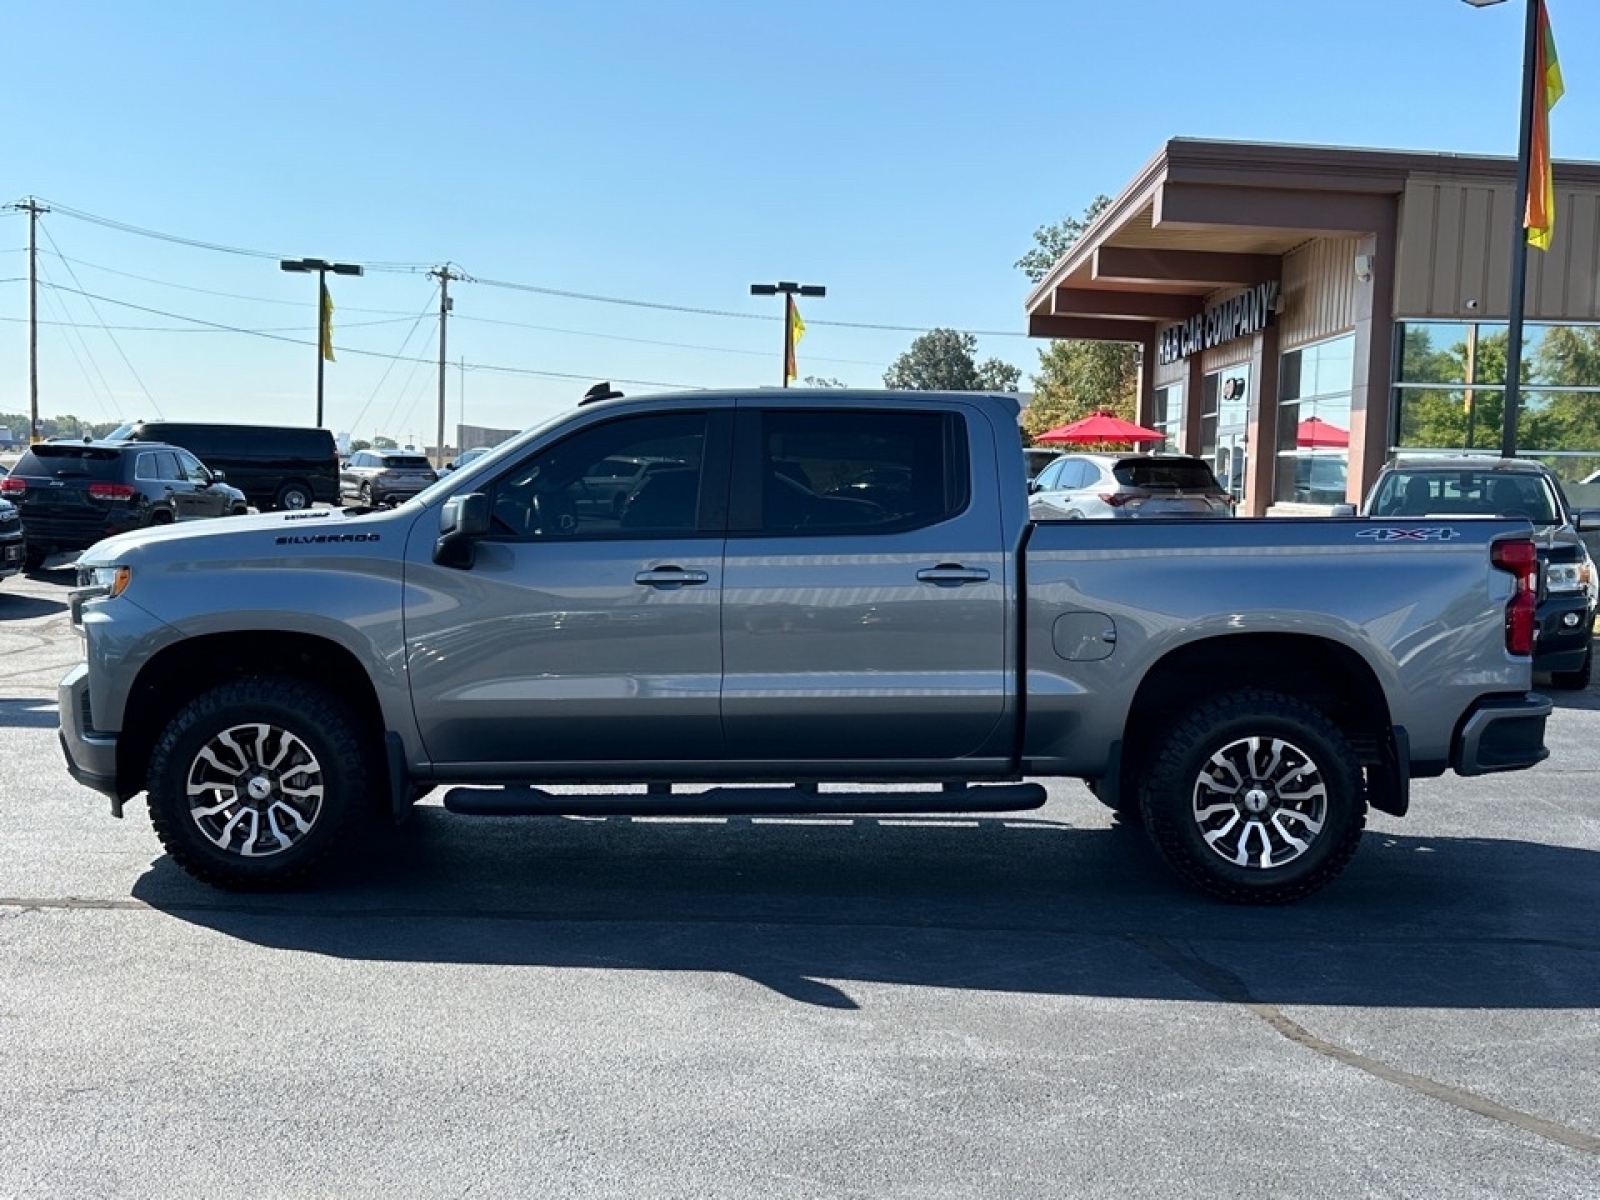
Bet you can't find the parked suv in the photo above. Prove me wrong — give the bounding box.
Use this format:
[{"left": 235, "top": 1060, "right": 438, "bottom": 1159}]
[
  {"left": 340, "top": 449, "right": 439, "bottom": 506},
  {"left": 104, "top": 421, "right": 340, "bottom": 511},
  {"left": 1028, "top": 453, "right": 1233, "bottom": 519},
  {"left": 0, "top": 440, "right": 247, "bottom": 569},
  {"left": 0, "top": 495, "right": 23, "bottom": 582},
  {"left": 1360, "top": 456, "right": 1599, "bottom": 688}
]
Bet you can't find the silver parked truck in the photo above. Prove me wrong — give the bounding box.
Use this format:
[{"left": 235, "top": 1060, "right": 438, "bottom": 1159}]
[{"left": 60, "top": 389, "right": 1552, "bottom": 903}]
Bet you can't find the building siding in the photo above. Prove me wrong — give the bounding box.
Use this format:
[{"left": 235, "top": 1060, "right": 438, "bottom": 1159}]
[{"left": 1396, "top": 175, "right": 1600, "bottom": 320}]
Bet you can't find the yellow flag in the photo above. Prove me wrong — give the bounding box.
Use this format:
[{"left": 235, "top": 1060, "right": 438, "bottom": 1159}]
[
  {"left": 785, "top": 301, "right": 805, "bottom": 381},
  {"left": 320, "top": 280, "right": 336, "bottom": 362}
]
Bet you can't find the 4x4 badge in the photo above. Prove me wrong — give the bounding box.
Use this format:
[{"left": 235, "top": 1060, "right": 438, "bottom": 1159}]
[{"left": 1357, "top": 527, "right": 1462, "bottom": 542}]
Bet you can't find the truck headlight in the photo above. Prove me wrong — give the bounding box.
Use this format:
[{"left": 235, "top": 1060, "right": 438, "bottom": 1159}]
[
  {"left": 68, "top": 566, "right": 132, "bottom": 630},
  {"left": 84, "top": 565, "right": 133, "bottom": 597},
  {"left": 1545, "top": 559, "right": 1591, "bottom": 594}
]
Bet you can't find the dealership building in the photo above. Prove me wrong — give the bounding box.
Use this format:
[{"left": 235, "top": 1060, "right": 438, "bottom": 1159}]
[{"left": 1023, "top": 139, "right": 1600, "bottom": 514}]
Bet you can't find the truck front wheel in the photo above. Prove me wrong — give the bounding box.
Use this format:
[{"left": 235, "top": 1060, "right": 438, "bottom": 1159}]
[
  {"left": 146, "top": 678, "right": 371, "bottom": 890},
  {"left": 1138, "top": 690, "right": 1366, "bottom": 905}
]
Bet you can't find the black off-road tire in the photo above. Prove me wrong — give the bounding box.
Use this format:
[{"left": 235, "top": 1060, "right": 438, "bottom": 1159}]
[
  {"left": 146, "top": 677, "right": 372, "bottom": 890},
  {"left": 1138, "top": 689, "right": 1366, "bottom": 905}
]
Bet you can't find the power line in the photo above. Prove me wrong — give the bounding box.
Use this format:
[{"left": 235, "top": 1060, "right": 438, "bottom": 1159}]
[
  {"left": 34, "top": 198, "right": 429, "bottom": 273},
  {"left": 37, "top": 250, "right": 424, "bottom": 314},
  {"left": 31, "top": 198, "right": 1026, "bottom": 339},
  {"left": 38, "top": 282, "right": 701, "bottom": 389},
  {"left": 40, "top": 223, "right": 161, "bottom": 413}
]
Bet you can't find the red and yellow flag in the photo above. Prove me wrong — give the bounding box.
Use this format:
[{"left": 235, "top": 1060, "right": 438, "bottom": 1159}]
[
  {"left": 320, "top": 279, "right": 336, "bottom": 362},
  {"left": 784, "top": 298, "right": 806, "bottom": 381},
  {"left": 1526, "top": 0, "right": 1565, "bottom": 250}
]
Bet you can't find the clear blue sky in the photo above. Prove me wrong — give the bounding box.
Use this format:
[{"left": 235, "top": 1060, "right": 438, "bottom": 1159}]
[{"left": 6, "top": 0, "right": 1599, "bottom": 445}]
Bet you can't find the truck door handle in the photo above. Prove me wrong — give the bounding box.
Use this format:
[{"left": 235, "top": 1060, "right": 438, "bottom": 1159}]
[
  {"left": 916, "top": 564, "right": 991, "bottom": 586},
  {"left": 634, "top": 567, "right": 710, "bottom": 588}
]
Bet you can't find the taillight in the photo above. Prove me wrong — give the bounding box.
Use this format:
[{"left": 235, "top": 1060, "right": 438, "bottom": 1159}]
[
  {"left": 87, "top": 482, "right": 136, "bottom": 503},
  {"left": 1098, "top": 493, "right": 1136, "bottom": 507},
  {"left": 1492, "top": 536, "right": 1539, "bottom": 656},
  {"left": 0, "top": 477, "right": 23, "bottom": 496}
]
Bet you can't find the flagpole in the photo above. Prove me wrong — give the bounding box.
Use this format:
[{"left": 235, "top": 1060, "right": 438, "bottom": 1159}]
[
  {"left": 783, "top": 293, "right": 795, "bottom": 389},
  {"left": 1501, "top": 0, "right": 1542, "bottom": 459}
]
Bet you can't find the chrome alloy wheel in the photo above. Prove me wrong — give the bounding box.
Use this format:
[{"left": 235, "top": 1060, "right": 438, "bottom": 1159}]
[
  {"left": 1191, "top": 735, "right": 1328, "bottom": 870},
  {"left": 184, "top": 722, "right": 326, "bottom": 858}
]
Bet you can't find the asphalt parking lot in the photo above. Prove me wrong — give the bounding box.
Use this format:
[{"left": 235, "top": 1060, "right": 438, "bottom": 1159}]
[{"left": 1, "top": 562, "right": 1597, "bottom": 1198}]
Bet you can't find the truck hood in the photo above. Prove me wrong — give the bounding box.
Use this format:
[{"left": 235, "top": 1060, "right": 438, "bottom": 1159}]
[{"left": 76, "top": 505, "right": 407, "bottom": 568}]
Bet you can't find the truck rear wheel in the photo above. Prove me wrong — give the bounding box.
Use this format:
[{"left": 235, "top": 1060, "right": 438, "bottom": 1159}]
[
  {"left": 146, "top": 678, "right": 371, "bottom": 890},
  {"left": 1138, "top": 690, "right": 1366, "bottom": 905}
]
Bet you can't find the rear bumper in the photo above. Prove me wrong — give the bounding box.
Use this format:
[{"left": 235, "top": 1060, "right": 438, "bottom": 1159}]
[
  {"left": 58, "top": 662, "right": 121, "bottom": 801},
  {"left": 1453, "top": 692, "right": 1552, "bottom": 776}
]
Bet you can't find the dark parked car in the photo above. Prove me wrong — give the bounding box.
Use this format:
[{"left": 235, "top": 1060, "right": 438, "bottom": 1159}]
[
  {"left": 340, "top": 449, "right": 439, "bottom": 506},
  {"left": 1360, "top": 456, "right": 1599, "bottom": 688},
  {"left": 104, "top": 421, "right": 340, "bottom": 511},
  {"left": 1028, "top": 453, "right": 1234, "bottom": 520},
  {"left": 0, "top": 495, "right": 23, "bottom": 582},
  {"left": 0, "top": 440, "right": 247, "bottom": 569},
  {"left": 442, "top": 446, "right": 495, "bottom": 472}
]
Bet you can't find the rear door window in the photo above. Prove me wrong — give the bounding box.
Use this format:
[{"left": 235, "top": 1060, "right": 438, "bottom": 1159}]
[{"left": 732, "top": 409, "right": 968, "bottom": 536}]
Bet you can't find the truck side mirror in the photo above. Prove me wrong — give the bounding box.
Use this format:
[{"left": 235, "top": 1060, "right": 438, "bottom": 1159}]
[
  {"left": 1329, "top": 503, "right": 1358, "bottom": 518},
  {"left": 1573, "top": 508, "right": 1600, "bottom": 533},
  {"left": 434, "top": 492, "right": 490, "bottom": 568}
]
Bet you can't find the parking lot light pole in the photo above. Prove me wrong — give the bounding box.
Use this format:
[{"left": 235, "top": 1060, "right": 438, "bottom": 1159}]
[
  {"left": 751, "top": 281, "right": 825, "bottom": 387},
  {"left": 280, "top": 258, "right": 364, "bottom": 427}
]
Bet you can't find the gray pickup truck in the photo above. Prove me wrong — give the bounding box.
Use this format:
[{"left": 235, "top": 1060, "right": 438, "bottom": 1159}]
[{"left": 60, "top": 389, "right": 1552, "bottom": 904}]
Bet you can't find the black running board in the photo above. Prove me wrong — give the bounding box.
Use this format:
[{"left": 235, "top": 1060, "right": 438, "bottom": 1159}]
[{"left": 440, "top": 782, "right": 1047, "bottom": 818}]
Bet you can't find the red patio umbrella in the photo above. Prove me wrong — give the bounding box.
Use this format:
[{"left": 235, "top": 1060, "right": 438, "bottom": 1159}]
[
  {"left": 1035, "top": 410, "right": 1165, "bottom": 445},
  {"left": 1295, "top": 417, "right": 1349, "bottom": 448}
]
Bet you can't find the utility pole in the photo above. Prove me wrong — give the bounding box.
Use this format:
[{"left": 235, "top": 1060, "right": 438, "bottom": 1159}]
[
  {"left": 429, "top": 265, "right": 464, "bottom": 469},
  {"left": 10, "top": 199, "right": 49, "bottom": 443}
]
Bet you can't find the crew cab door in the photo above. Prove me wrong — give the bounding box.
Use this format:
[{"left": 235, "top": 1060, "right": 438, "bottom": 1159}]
[
  {"left": 403, "top": 409, "right": 733, "bottom": 767},
  {"left": 720, "top": 404, "right": 1010, "bottom": 761}
]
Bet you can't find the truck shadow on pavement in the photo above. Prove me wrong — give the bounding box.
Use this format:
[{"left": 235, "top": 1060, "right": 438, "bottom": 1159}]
[
  {"left": 130, "top": 806, "right": 1600, "bottom": 1012},
  {"left": 0, "top": 595, "right": 67, "bottom": 620}
]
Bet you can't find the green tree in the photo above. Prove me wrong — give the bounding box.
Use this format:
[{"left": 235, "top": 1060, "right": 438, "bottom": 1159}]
[
  {"left": 801, "top": 375, "right": 848, "bottom": 388},
  {"left": 1023, "top": 340, "right": 1140, "bottom": 439},
  {"left": 883, "top": 328, "right": 1021, "bottom": 392},
  {"left": 1015, "top": 195, "right": 1138, "bottom": 440},
  {"left": 1015, "top": 195, "right": 1111, "bottom": 283}
]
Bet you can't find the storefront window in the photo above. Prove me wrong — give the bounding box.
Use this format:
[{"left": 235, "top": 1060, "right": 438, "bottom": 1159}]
[
  {"left": 1393, "top": 322, "right": 1600, "bottom": 485},
  {"left": 1275, "top": 334, "right": 1354, "bottom": 504},
  {"left": 1152, "top": 384, "right": 1184, "bottom": 451}
]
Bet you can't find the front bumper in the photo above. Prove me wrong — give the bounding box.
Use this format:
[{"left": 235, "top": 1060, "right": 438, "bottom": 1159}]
[
  {"left": 58, "top": 662, "right": 122, "bottom": 805},
  {"left": 1453, "top": 692, "right": 1552, "bottom": 776},
  {"left": 1534, "top": 592, "right": 1593, "bottom": 674}
]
